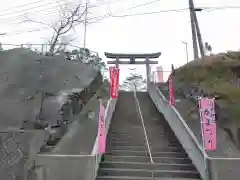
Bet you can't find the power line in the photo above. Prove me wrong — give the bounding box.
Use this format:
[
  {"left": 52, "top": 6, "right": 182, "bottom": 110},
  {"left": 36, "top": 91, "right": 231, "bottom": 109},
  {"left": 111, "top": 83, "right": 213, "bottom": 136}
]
[
  {"left": 110, "top": 8, "right": 188, "bottom": 17},
  {"left": 0, "top": 8, "right": 189, "bottom": 36},
  {"left": 0, "top": 0, "right": 79, "bottom": 26},
  {"left": 0, "top": 1, "right": 61, "bottom": 18},
  {"left": 0, "top": 0, "right": 117, "bottom": 21},
  {"left": 126, "top": 0, "right": 162, "bottom": 10},
  {"left": 83, "top": 0, "right": 124, "bottom": 48},
  {"left": 108, "top": 6, "right": 240, "bottom": 18},
  {"left": 1, "top": 1, "right": 239, "bottom": 23},
  {"left": 0, "top": 0, "right": 157, "bottom": 26},
  {"left": 1, "top": 1, "right": 238, "bottom": 25},
  {"left": 1, "top": 15, "right": 108, "bottom": 36},
  {"left": 0, "top": 0, "right": 45, "bottom": 12},
  {"left": 3, "top": 5, "right": 240, "bottom": 37},
  {"left": 0, "top": 0, "right": 120, "bottom": 25},
  {"left": 0, "top": 10, "right": 61, "bottom": 25},
  {"left": 204, "top": 6, "right": 240, "bottom": 10}
]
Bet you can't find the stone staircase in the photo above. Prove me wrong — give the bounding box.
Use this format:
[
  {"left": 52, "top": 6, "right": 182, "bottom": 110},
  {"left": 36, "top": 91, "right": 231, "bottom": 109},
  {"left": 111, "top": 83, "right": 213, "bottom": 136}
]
[{"left": 96, "top": 92, "right": 200, "bottom": 180}]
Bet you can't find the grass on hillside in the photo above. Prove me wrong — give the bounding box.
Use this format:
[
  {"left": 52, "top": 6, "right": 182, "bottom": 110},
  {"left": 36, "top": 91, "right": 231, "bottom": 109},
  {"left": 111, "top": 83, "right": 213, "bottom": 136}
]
[{"left": 175, "top": 51, "right": 240, "bottom": 122}]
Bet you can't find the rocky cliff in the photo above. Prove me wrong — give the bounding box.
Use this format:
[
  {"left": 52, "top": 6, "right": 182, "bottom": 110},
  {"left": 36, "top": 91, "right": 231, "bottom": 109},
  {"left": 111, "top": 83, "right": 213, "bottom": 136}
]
[{"left": 0, "top": 48, "right": 103, "bottom": 179}]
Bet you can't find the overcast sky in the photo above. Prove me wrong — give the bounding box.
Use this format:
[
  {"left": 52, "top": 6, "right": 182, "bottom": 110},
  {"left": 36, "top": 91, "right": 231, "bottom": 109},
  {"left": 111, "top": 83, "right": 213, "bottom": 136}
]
[{"left": 0, "top": 0, "right": 240, "bottom": 82}]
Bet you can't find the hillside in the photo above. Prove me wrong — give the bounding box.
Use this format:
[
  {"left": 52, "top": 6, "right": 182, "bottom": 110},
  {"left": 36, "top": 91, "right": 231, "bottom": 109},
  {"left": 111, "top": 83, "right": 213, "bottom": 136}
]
[{"left": 173, "top": 51, "right": 240, "bottom": 148}]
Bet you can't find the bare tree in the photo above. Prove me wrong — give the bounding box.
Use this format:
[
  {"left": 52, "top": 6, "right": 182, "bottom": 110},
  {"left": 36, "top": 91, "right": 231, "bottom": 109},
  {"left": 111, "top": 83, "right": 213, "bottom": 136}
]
[
  {"left": 121, "top": 73, "right": 147, "bottom": 92},
  {"left": 24, "top": 1, "right": 86, "bottom": 55}
]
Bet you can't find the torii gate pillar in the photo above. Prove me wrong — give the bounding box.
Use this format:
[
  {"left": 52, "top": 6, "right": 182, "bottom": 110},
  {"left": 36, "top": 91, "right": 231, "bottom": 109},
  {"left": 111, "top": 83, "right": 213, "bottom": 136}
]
[{"left": 105, "top": 52, "right": 161, "bottom": 87}]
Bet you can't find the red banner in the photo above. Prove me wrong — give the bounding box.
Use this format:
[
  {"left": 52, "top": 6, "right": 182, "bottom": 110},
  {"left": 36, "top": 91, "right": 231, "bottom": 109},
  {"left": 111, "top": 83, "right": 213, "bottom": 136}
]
[
  {"left": 109, "top": 67, "right": 120, "bottom": 98},
  {"left": 168, "top": 74, "right": 175, "bottom": 106},
  {"left": 199, "top": 98, "right": 216, "bottom": 151}
]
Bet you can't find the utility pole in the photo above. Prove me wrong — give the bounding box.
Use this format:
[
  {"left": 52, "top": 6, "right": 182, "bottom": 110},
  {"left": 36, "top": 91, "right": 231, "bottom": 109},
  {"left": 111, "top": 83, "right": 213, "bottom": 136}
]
[
  {"left": 83, "top": 0, "right": 88, "bottom": 49},
  {"left": 189, "top": 0, "right": 205, "bottom": 59},
  {"left": 189, "top": 0, "right": 199, "bottom": 60},
  {"left": 193, "top": 12, "right": 204, "bottom": 57},
  {"left": 190, "top": 0, "right": 204, "bottom": 57}
]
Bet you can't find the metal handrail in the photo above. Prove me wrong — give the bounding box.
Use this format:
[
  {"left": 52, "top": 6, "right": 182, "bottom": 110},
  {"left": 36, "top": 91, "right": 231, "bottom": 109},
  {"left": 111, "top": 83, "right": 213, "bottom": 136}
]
[
  {"left": 148, "top": 82, "right": 240, "bottom": 180},
  {"left": 133, "top": 86, "right": 154, "bottom": 164},
  {"left": 156, "top": 87, "right": 206, "bottom": 155},
  {"left": 156, "top": 85, "right": 240, "bottom": 160}
]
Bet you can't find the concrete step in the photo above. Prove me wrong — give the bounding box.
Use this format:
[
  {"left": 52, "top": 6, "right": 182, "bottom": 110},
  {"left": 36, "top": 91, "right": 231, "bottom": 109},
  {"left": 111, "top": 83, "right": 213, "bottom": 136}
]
[
  {"left": 108, "top": 139, "right": 145, "bottom": 143},
  {"left": 106, "top": 144, "right": 180, "bottom": 150},
  {"left": 96, "top": 177, "right": 199, "bottom": 180},
  {"left": 108, "top": 141, "right": 179, "bottom": 147},
  {"left": 97, "top": 168, "right": 200, "bottom": 178},
  {"left": 108, "top": 134, "right": 177, "bottom": 140},
  {"left": 40, "top": 145, "right": 55, "bottom": 152},
  {"left": 108, "top": 136, "right": 173, "bottom": 142},
  {"left": 107, "top": 146, "right": 183, "bottom": 152},
  {"left": 96, "top": 176, "right": 200, "bottom": 180},
  {"left": 110, "top": 128, "right": 166, "bottom": 133},
  {"left": 95, "top": 92, "right": 200, "bottom": 180},
  {"left": 108, "top": 139, "right": 179, "bottom": 145},
  {"left": 105, "top": 150, "right": 188, "bottom": 158},
  {"left": 100, "top": 162, "right": 197, "bottom": 171},
  {"left": 108, "top": 135, "right": 167, "bottom": 140},
  {"left": 103, "top": 155, "right": 192, "bottom": 164},
  {"left": 110, "top": 132, "right": 165, "bottom": 136},
  {"left": 109, "top": 132, "right": 169, "bottom": 136},
  {"left": 108, "top": 132, "right": 175, "bottom": 137}
]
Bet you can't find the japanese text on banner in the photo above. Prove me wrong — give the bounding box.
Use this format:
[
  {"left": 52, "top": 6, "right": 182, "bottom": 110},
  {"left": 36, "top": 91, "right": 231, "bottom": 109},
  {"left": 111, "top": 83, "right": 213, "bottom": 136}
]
[
  {"left": 97, "top": 99, "right": 106, "bottom": 154},
  {"left": 199, "top": 98, "right": 216, "bottom": 151}
]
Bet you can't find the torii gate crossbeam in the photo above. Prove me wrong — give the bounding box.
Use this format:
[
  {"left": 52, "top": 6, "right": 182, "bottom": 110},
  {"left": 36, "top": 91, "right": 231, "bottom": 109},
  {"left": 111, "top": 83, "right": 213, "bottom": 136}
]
[{"left": 105, "top": 52, "right": 161, "bottom": 86}]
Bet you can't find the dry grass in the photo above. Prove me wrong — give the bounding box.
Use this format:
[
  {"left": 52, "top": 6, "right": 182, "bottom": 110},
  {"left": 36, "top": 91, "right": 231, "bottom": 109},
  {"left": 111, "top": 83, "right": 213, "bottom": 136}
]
[{"left": 175, "top": 51, "right": 240, "bottom": 122}]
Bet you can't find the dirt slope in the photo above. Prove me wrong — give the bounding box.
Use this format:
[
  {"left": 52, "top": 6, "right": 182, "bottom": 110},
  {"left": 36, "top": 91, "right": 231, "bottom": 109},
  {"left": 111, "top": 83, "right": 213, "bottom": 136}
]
[{"left": 173, "top": 51, "right": 240, "bottom": 148}]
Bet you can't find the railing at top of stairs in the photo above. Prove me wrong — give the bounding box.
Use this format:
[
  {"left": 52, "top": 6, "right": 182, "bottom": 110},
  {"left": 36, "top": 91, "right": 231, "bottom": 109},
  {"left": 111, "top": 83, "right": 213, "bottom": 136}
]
[{"left": 147, "top": 82, "right": 240, "bottom": 180}]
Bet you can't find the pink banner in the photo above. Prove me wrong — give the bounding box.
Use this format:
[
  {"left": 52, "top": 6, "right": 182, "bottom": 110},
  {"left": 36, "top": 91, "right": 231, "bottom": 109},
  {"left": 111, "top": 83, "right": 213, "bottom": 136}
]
[
  {"left": 109, "top": 66, "right": 114, "bottom": 98},
  {"left": 199, "top": 97, "right": 217, "bottom": 151},
  {"left": 168, "top": 74, "right": 175, "bottom": 106},
  {"left": 109, "top": 67, "right": 120, "bottom": 98},
  {"left": 156, "top": 66, "right": 164, "bottom": 83},
  {"left": 97, "top": 99, "right": 106, "bottom": 154}
]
